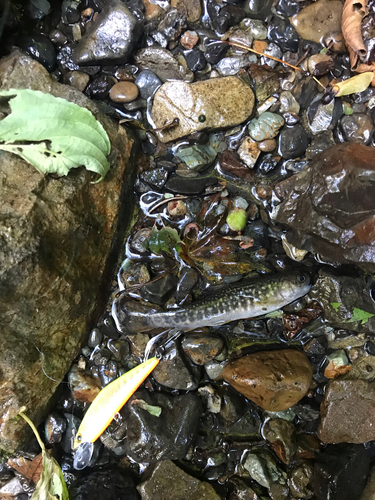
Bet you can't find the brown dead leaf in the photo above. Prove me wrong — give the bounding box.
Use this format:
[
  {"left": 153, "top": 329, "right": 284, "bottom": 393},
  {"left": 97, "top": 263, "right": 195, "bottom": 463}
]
[
  {"left": 324, "top": 361, "right": 352, "bottom": 378},
  {"left": 8, "top": 453, "right": 43, "bottom": 484},
  {"left": 283, "top": 301, "right": 323, "bottom": 340},
  {"left": 342, "top": 0, "right": 368, "bottom": 59}
]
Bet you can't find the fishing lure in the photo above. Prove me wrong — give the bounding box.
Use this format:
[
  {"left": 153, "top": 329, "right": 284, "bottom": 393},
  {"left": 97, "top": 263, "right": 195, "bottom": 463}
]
[{"left": 73, "top": 356, "right": 159, "bottom": 450}]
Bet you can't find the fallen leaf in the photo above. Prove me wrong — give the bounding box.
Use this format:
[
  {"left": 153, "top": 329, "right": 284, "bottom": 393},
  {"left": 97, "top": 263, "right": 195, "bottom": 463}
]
[
  {"left": 331, "top": 302, "right": 342, "bottom": 311},
  {"left": 8, "top": 454, "right": 43, "bottom": 484},
  {"left": 283, "top": 301, "right": 324, "bottom": 339},
  {"left": 333, "top": 71, "right": 373, "bottom": 95},
  {"left": 348, "top": 306, "right": 375, "bottom": 324},
  {"left": 342, "top": 0, "right": 368, "bottom": 58},
  {"left": 355, "top": 62, "right": 375, "bottom": 85}
]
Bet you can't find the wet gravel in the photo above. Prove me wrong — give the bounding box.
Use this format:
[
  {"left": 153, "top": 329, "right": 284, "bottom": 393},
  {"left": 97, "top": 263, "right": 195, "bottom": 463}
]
[{"left": 2, "top": 0, "right": 375, "bottom": 498}]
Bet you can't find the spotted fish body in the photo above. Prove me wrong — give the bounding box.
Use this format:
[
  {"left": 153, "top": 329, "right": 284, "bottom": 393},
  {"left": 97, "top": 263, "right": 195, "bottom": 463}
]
[{"left": 112, "top": 271, "right": 311, "bottom": 334}]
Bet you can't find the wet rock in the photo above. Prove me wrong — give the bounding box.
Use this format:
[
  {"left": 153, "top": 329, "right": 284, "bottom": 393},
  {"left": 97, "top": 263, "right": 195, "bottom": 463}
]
[
  {"left": 165, "top": 175, "right": 218, "bottom": 194},
  {"left": 182, "top": 332, "right": 224, "bottom": 365},
  {"left": 241, "top": 18, "right": 267, "bottom": 40},
  {"left": 109, "top": 81, "right": 139, "bottom": 103},
  {"left": 249, "top": 63, "right": 281, "bottom": 102},
  {"left": 177, "top": 136, "right": 219, "bottom": 170},
  {"left": 243, "top": 449, "right": 287, "bottom": 488},
  {"left": 204, "top": 40, "right": 229, "bottom": 65},
  {"left": 73, "top": 0, "right": 141, "bottom": 65},
  {"left": 247, "top": 0, "right": 273, "bottom": 19},
  {"left": 0, "top": 51, "right": 136, "bottom": 453},
  {"left": 152, "top": 344, "right": 201, "bottom": 390},
  {"left": 238, "top": 137, "right": 261, "bottom": 168},
  {"left": 305, "top": 131, "right": 335, "bottom": 158},
  {"left": 207, "top": 1, "right": 245, "bottom": 35},
  {"left": 87, "top": 75, "right": 112, "bottom": 99},
  {"left": 216, "top": 55, "right": 250, "bottom": 76},
  {"left": 261, "top": 43, "right": 282, "bottom": 69},
  {"left": 280, "top": 91, "right": 300, "bottom": 115},
  {"left": 68, "top": 364, "right": 101, "bottom": 403},
  {"left": 314, "top": 444, "right": 371, "bottom": 500},
  {"left": 185, "top": 49, "right": 207, "bottom": 72},
  {"left": 70, "top": 468, "right": 140, "bottom": 500},
  {"left": 137, "top": 460, "right": 221, "bottom": 500},
  {"left": 222, "top": 350, "right": 313, "bottom": 411},
  {"left": 140, "top": 274, "right": 177, "bottom": 305},
  {"left": 135, "top": 70, "right": 162, "bottom": 100},
  {"left": 268, "top": 17, "right": 299, "bottom": 52},
  {"left": 175, "top": 268, "right": 198, "bottom": 302},
  {"left": 248, "top": 112, "right": 284, "bottom": 141},
  {"left": 274, "top": 143, "right": 375, "bottom": 270},
  {"left": 152, "top": 77, "right": 254, "bottom": 142},
  {"left": 259, "top": 138, "right": 277, "bottom": 152},
  {"left": 16, "top": 34, "right": 56, "bottom": 72},
  {"left": 157, "top": 8, "right": 187, "bottom": 42},
  {"left": 263, "top": 418, "right": 297, "bottom": 464},
  {"left": 361, "top": 466, "right": 375, "bottom": 500},
  {"left": 120, "top": 390, "right": 201, "bottom": 462},
  {"left": 118, "top": 262, "right": 150, "bottom": 290},
  {"left": 45, "top": 413, "right": 66, "bottom": 445},
  {"left": 288, "top": 461, "right": 314, "bottom": 499},
  {"left": 171, "top": 0, "right": 201, "bottom": 22},
  {"left": 142, "top": 0, "right": 163, "bottom": 20},
  {"left": 49, "top": 29, "right": 68, "bottom": 45},
  {"left": 290, "top": 0, "right": 342, "bottom": 45},
  {"left": 278, "top": 124, "right": 308, "bottom": 159},
  {"left": 340, "top": 113, "right": 374, "bottom": 145},
  {"left": 181, "top": 30, "right": 199, "bottom": 49},
  {"left": 318, "top": 380, "right": 375, "bottom": 443},
  {"left": 306, "top": 53, "right": 334, "bottom": 76},
  {"left": 63, "top": 70, "right": 90, "bottom": 92},
  {"left": 257, "top": 154, "right": 280, "bottom": 175},
  {"left": 134, "top": 47, "right": 193, "bottom": 83}
]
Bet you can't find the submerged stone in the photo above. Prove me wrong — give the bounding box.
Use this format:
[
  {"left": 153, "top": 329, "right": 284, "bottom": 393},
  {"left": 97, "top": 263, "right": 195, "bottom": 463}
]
[
  {"left": 248, "top": 112, "right": 284, "bottom": 141},
  {"left": 134, "top": 47, "right": 194, "bottom": 83},
  {"left": 274, "top": 143, "right": 375, "bottom": 270},
  {"left": 152, "top": 76, "right": 255, "bottom": 142},
  {"left": 73, "top": 0, "right": 142, "bottom": 65},
  {"left": 222, "top": 350, "right": 313, "bottom": 411},
  {"left": 290, "top": 0, "right": 342, "bottom": 44},
  {"left": 0, "top": 51, "right": 136, "bottom": 453}
]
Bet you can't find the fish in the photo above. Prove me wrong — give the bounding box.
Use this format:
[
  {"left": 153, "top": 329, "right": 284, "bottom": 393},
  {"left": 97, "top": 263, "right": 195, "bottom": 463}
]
[
  {"left": 73, "top": 356, "right": 159, "bottom": 449},
  {"left": 112, "top": 271, "right": 311, "bottom": 334}
]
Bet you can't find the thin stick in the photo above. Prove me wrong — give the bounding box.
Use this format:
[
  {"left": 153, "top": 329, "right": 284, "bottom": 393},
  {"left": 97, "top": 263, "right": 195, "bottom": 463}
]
[
  {"left": 19, "top": 411, "right": 46, "bottom": 451},
  {"left": 313, "top": 76, "right": 327, "bottom": 90},
  {"left": 224, "top": 41, "right": 302, "bottom": 71}
]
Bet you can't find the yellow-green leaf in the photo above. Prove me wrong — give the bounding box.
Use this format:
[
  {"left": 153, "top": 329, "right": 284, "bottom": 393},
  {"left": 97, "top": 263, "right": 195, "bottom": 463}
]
[
  {"left": 0, "top": 88, "right": 110, "bottom": 181},
  {"left": 333, "top": 72, "right": 373, "bottom": 97}
]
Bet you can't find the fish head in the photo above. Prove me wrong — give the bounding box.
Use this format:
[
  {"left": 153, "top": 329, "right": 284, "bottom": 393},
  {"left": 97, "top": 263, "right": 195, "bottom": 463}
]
[{"left": 278, "top": 271, "right": 312, "bottom": 302}]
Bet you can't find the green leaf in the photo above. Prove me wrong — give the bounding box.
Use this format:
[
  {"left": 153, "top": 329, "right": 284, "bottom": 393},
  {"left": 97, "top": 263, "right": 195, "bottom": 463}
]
[
  {"left": 133, "top": 399, "right": 162, "bottom": 417},
  {"left": 19, "top": 411, "right": 69, "bottom": 500},
  {"left": 331, "top": 302, "right": 342, "bottom": 311},
  {"left": 0, "top": 88, "right": 110, "bottom": 181},
  {"left": 143, "top": 225, "right": 182, "bottom": 255},
  {"left": 348, "top": 307, "right": 375, "bottom": 325}
]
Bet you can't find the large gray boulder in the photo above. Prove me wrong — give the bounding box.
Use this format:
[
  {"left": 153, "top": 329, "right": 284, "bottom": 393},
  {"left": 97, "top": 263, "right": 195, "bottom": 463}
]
[{"left": 0, "top": 51, "right": 137, "bottom": 453}]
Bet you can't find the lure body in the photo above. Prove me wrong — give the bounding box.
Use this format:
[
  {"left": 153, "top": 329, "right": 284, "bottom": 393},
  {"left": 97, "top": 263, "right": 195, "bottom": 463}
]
[{"left": 73, "top": 356, "right": 159, "bottom": 449}]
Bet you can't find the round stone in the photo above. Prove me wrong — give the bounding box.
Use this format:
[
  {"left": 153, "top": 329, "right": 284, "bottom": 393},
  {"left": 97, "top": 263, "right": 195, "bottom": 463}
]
[
  {"left": 258, "top": 138, "right": 276, "bottom": 152},
  {"left": 222, "top": 349, "right": 313, "bottom": 411},
  {"left": 109, "top": 81, "right": 139, "bottom": 103}
]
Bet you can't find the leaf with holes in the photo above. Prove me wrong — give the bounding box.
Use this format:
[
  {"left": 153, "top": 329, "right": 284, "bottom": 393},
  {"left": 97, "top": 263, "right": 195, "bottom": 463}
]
[{"left": 0, "top": 88, "right": 111, "bottom": 181}]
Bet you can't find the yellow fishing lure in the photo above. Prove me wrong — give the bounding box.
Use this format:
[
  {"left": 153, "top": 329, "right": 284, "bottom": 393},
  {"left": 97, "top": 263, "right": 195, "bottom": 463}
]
[{"left": 73, "top": 356, "right": 159, "bottom": 450}]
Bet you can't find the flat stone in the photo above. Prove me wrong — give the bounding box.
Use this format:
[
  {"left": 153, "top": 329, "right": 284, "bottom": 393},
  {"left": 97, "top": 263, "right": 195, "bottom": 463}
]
[
  {"left": 290, "top": 0, "right": 342, "bottom": 44},
  {"left": 0, "top": 51, "right": 136, "bottom": 453},
  {"left": 73, "top": 0, "right": 141, "bottom": 65},
  {"left": 171, "top": 0, "right": 201, "bottom": 22},
  {"left": 137, "top": 460, "right": 221, "bottom": 500},
  {"left": 222, "top": 349, "right": 313, "bottom": 411},
  {"left": 318, "top": 380, "right": 375, "bottom": 444},
  {"left": 152, "top": 76, "right": 255, "bottom": 142},
  {"left": 134, "top": 47, "right": 194, "bottom": 83}
]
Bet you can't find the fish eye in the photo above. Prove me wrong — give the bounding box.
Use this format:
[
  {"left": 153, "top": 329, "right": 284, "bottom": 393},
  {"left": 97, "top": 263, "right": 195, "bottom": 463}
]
[{"left": 297, "top": 274, "right": 306, "bottom": 283}]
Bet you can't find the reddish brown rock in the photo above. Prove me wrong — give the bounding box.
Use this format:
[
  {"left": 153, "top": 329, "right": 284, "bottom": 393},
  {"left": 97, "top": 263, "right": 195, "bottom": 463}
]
[
  {"left": 275, "top": 143, "right": 375, "bottom": 271},
  {"left": 318, "top": 380, "right": 375, "bottom": 444},
  {"left": 222, "top": 349, "right": 313, "bottom": 411}
]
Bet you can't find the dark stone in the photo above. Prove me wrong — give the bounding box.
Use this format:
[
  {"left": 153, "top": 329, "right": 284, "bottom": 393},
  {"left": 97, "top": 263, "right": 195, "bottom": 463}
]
[
  {"left": 57, "top": 44, "right": 101, "bottom": 74},
  {"left": 134, "top": 69, "right": 162, "bottom": 99},
  {"left": 165, "top": 175, "right": 218, "bottom": 195},
  {"left": 25, "top": 0, "right": 51, "bottom": 20},
  {"left": 244, "top": 220, "right": 269, "bottom": 248},
  {"left": 314, "top": 444, "right": 371, "bottom": 500},
  {"left": 279, "top": 124, "right": 308, "bottom": 159},
  {"left": 114, "top": 390, "right": 202, "bottom": 463},
  {"left": 175, "top": 267, "right": 199, "bottom": 302},
  {"left": 247, "top": 0, "right": 273, "bottom": 19},
  {"left": 340, "top": 113, "right": 374, "bottom": 145},
  {"left": 73, "top": 0, "right": 142, "bottom": 65},
  {"left": 140, "top": 274, "right": 177, "bottom": 305},
  {"left": 274, "top": 143, "right": 375, "bottom": 271},
  {"left": 364, "top": 340, "right": 375, "bottom": 355},
  {"left": 158, "top": 8, "right": 187, "bottom": 41},
  {"left": 139, "top": 167, "right": 169, "bottom": 190},
  {"left": 0, "top": 51, "right": 136, "bottom": 453},
  {"left": 16, "top": 34, "right": 56, "bottom": 72},
  {"left": 207, "top": 0, "right": 245, "bottom": 35},
  {"left": 152, "top": 344, "right": 202, "bottom": 390},
  {"left": 257, "top": 154, "right": 279, "bottom": 175},
  {"left": 204, "top": 40, "right": 229, "bottom": 64},
  {"left": 182, "top": 332, "right": 224, "bottom": 365},
  {"left": 45, "top": 413, "right": 66, "bottom": 445},
  {"left": 276, "top": 0, "right": 303, "bottom": 17},
  {"left": 69, "top": 468, "right": 140, "bottom": 500},
  {"left": 88, "top": 328, "right": 103, "bottom": 348},
  {"left": 99, "top": 361, "right": 118, "bottom": 386},
  {"left": 268, "top": 16, "right": 299, "bottom": 52},
  {"left": 185, "top": 49, "right": 207, "bottom": 72},
  {"left": 86, "top": 75, "right": 112, "bottom": 99},
  {"left": 305, "top": 131, "right": 335, "bottom": 159}
]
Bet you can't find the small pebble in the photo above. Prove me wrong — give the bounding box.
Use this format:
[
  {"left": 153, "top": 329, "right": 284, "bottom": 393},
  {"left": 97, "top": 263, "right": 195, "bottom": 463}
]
[
  {"left": 49, "top": 29, "right": 67, "bottom": 45},
  {"left": 109, "top": 81, "right": 139, "bottom": 103},
  {"left": 181, "top": 30, "right": 199, "bottom": 49},
  {"left": 81, "top": 7, "right": 94, "bottom": 19},
  {"left": 258, "top": 138, "right": 276, "bottom": 152},
  {"left": 63, "top": 70, "right": 90, "bottom": 92},
  {"left": 253, "top": 40, "right": 268, "bottom": 52},
  {"left": 256, "top": 185, "right": 272, "bottom": 199},
  {"left": 168, "top": 199, "right": 188, "bottom": 216}
]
